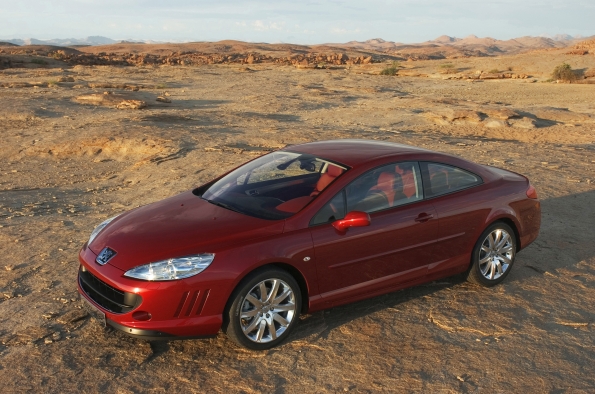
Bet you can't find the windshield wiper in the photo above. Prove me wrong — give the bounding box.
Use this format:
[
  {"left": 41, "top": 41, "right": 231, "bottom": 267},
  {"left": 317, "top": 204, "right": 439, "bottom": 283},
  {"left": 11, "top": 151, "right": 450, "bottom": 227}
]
[{"left": 204, "top": 198, "right": 243, "bottom": 214}]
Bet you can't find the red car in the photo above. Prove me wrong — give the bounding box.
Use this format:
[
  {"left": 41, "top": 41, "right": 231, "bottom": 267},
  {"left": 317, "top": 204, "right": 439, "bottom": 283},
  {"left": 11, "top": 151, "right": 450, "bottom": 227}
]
[{"left": 78, "top": 140, "right": 540, "bottom": 349}]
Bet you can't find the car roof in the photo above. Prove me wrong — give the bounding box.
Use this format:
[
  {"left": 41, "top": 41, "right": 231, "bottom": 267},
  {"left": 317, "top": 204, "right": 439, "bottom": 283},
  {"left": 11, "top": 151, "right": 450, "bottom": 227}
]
[{"left": 284, "top": 139, "right": 433, "bottom": 167}]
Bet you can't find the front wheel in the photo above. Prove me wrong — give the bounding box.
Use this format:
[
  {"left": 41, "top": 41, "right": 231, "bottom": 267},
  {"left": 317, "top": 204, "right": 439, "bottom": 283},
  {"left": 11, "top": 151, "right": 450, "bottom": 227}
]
[
  {"left": 467, "top": 222, "right": 516, "bottom": 286},
  {"left": 224, "top": 268, "right": 301, "bottom": 350}
]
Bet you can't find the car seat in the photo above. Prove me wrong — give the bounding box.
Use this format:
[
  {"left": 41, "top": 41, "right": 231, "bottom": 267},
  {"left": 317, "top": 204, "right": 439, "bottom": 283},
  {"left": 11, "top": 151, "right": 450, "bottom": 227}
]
[
  {"left": 395, "top": 165, "right": 416, "bottom": 198},
  {"left": 276, "top": 164, "right": 344, "bottom": 213},
  {"left": 368, "top": 172, "right": 405, "bottom": 206}
]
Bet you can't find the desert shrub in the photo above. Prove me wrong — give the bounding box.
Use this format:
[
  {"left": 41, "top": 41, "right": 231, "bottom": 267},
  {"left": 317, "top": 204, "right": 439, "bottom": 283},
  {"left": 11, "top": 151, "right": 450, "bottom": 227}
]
[
  {"left": 31, "top": 58, "right": 48, "bottom": 65},
  {"left": 380, "top": 61, "right": 400, "bottom": 76},
  {"left": 552, "top": 63, "right": 577, "bottom": 82},
  {"left": 47, "top": 80, "right": 58, "bottom": 87},
  {"left": 155, "top": 83, "right": 167, "bottom": 89},
  {"left": 488, "top": 69, "right": 500, "bottom": 74},
  {"left": 439, "top": 63, "right": 457, "bottom": 74}
]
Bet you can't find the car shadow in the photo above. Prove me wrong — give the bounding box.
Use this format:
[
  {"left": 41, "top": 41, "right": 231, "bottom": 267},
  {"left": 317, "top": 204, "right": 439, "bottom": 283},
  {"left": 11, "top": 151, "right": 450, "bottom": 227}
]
[{"left": 289, "top": 189, "right": 595, "bottom": 344}]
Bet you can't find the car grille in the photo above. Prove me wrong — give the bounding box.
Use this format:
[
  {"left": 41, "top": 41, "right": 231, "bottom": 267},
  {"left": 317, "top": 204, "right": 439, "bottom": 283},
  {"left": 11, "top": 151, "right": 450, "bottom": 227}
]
[{"left": 79, "top": 265, "right": 141, "bottom": 314}]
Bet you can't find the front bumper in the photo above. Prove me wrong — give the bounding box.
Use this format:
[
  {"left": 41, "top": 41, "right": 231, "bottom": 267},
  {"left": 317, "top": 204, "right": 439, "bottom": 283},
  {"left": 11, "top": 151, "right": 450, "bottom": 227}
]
[
  {"left": 106, "top": 319, "right": 216, "bottom": 341},
  {"left": 77, "top": 245, "right": 225, "bottom": 338}
]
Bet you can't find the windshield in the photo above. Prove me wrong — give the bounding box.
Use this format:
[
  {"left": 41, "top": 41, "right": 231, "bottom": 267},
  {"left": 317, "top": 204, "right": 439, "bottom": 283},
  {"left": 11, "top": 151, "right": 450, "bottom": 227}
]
[{"left": 201, "top": 151, "right": 347, "bottom": 220}]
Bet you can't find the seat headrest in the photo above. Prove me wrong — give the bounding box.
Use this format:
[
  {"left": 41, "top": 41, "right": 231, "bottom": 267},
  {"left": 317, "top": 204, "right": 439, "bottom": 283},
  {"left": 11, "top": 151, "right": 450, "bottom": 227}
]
[
  {"left": 326, "top": 165, "right": 344, "bottom": 177},
  {"left": 395, "top": 164, "right": 412, "bottom": 175},
  {"left": 377, "top": 172, "right": 395, "bottom": 186}
]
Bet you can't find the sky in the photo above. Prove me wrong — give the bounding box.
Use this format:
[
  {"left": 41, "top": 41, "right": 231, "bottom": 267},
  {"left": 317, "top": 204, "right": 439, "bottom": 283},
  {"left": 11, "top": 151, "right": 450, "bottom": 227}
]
[{"left": 1, "top": 0, "right": 594, "bottom": 44}]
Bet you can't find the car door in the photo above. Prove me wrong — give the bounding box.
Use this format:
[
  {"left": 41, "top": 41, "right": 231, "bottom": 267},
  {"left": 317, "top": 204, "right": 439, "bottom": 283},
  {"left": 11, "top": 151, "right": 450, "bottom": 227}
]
[
  {"left": 308, "top": 162, "right": 439, "bottom": 304},
  {"left": 420, "top": 162, "right": 488, "bottom": 278}
]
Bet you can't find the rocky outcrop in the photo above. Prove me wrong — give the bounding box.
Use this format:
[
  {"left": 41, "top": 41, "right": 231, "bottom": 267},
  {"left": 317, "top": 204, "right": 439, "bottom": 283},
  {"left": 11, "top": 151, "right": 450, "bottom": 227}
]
[
  {"left": 75, "top": 92, "right": 147, "bottom": 109},
  {"left": 440, "top": 72, "right": 531, "bottom": 80},
  {"left": 571, "top": 38, "right": 595, "bottom": 53},
  {"left": 0, "top": 47, "right": 377, "bottom": 68}
]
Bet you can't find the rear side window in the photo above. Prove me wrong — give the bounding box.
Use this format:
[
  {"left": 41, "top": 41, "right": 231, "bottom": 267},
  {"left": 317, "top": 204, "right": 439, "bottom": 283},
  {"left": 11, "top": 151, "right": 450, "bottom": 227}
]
[{"left": 422, "top": 162, "right": 482, "bottom": 197}]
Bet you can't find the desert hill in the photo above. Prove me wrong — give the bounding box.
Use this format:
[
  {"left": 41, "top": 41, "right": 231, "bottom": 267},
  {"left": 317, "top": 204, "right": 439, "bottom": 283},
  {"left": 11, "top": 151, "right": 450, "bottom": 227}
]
[
  {"left": 1, "top": 34, "right": 593, "bottom": 69},
  {"left": 333, "top": 34, "right": 592, "bottom": 60}
]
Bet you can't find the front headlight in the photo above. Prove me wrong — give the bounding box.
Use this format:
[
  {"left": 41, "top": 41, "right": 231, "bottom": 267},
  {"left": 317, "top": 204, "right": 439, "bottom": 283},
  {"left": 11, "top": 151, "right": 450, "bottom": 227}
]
[
  {"left": 123, "top": 254, "right": 215, "bottom": 281},
  {"left": 88, "top": 215, "right": 119, "bottom": 246}
]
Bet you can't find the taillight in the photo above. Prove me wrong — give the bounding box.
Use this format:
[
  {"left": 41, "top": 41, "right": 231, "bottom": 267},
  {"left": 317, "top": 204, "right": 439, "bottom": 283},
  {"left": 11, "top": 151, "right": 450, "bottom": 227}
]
[{"left": 526, "top": 183, "right": 538, "bottom": 199}]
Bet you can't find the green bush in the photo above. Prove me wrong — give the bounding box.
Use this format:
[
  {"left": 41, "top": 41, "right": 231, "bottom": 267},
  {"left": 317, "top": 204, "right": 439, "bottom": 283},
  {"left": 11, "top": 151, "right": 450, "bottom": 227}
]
[
  {"left": 439, "top": 63, "right": 457, "bottom": 74},
  {"left": 380, "top": 61, "right": 400, "bottom": 76},
  {"left": 552, "top": 63, "right": 577, "bottom": 82}
]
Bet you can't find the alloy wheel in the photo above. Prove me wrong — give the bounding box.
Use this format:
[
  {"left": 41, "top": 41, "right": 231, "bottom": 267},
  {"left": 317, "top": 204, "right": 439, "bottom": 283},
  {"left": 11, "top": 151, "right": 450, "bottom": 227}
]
[
  {"left": 239, "top": 279, "right": 296, "bottom": 343},
  {"left": 478, "top": 229, "right": 514, "bottom": 280}
]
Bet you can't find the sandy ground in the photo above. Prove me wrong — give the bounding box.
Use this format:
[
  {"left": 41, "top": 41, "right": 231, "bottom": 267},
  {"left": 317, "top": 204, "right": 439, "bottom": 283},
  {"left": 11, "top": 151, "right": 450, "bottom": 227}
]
[{"left": 0, "top": 54, "right": 594, "bottom": 393}]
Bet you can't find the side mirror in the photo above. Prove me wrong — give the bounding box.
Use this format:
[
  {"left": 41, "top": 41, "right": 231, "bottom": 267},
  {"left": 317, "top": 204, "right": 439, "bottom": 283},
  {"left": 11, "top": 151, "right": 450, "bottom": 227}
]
[{"left": 332, "top": 211, "right": 371, "bottom": 232}]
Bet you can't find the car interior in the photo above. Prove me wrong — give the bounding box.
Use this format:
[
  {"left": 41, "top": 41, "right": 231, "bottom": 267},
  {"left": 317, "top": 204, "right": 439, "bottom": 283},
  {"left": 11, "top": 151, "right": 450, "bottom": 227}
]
[
  {"left": 201, "top": 153, "right": 481, "bottom": 222},
  {"left": 347, "top": 162, "right": 421, "bottom": 214}
]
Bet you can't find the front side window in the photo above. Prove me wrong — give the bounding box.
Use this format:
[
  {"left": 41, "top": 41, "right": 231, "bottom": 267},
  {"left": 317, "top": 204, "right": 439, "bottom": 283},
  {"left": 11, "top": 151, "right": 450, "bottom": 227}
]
[
  {"left": 200, "top": 151, "right": 347, "bottom": 220},
  {"left": 310, "top": 191, "right": 346, "bottom": 226},
  {"left": 423, "top": 162, "right": 482, "bottom": 197},
  {"left": 345, "top": 162, "right": 423, "bottom": 214},
  {"left": 310, "top": 161, "right": 423, "bottom": 225}
]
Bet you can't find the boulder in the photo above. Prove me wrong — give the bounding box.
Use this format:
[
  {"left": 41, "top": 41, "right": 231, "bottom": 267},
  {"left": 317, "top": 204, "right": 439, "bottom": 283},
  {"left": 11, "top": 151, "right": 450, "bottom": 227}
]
[
  {"left": 484, "top": 108, "right": 519, "bottom": 120},
  {"left": 116, "top": 100, "right": 147, "bottom": 109},
  {"left": 509, "top": 117, "right": 536, "bottom": 129},
  {"left": 75, "top": 93, "right": 147, "bottom": 109},
  {"left": 484, "top": 118, "right": 508, "bottom": 128}
]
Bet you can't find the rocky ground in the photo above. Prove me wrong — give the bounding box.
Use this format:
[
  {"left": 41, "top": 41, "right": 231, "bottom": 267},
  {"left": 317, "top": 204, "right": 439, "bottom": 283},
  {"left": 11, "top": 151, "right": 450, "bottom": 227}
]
[{"left": 0, "top": 51, "right": 594, "bottom": 393}]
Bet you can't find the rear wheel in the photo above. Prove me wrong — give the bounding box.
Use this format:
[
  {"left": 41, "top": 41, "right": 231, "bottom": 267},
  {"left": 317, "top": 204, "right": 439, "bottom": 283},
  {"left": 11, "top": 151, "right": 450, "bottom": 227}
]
[
  {"left": 224, "top": 267, "right": 301, "bottom": 350},
  {"left": 467, "top": 222, "right": 516, "bottom": 286}
]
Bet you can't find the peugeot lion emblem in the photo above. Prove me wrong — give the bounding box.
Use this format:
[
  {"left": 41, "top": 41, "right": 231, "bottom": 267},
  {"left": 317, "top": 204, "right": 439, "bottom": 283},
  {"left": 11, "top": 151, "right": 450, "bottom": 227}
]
[{"left": 96, "top": 247, "right": 117, "bottom": 266}]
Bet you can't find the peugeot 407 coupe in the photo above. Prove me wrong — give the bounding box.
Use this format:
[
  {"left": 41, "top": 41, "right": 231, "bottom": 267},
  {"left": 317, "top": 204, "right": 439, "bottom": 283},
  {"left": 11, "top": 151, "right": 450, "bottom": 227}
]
[{"left": 78, "top": 139, "right": 541, "bottom": 349}]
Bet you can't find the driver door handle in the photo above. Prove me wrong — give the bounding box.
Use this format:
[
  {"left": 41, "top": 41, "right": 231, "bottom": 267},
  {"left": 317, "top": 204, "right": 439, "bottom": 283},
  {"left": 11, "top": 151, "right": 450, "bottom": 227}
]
[{"left": 415, "top": 213, "right": 434, "bottom": 223}]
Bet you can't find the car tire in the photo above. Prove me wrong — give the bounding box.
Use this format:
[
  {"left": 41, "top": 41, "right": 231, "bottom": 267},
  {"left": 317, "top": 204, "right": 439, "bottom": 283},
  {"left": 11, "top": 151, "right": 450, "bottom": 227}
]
[
  {"left": 467, "top": 222, "right": 517, "bottom": 287},
  {"left": 223, "top": 267, "right": 302, "bottom": 350}
]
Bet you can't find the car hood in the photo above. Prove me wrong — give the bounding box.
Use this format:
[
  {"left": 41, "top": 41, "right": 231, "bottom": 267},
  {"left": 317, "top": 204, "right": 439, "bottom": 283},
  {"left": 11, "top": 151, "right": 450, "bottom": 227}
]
[{"left": 88, "top": 191, "right": 285, "bottom": 271}]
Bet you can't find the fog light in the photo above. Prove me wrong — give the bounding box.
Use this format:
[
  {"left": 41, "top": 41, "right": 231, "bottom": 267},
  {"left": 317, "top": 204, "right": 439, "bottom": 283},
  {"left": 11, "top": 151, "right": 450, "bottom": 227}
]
[{"left": 132, "top": 311, "right": 152, "bottom": 321}]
